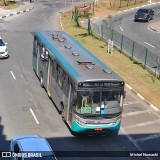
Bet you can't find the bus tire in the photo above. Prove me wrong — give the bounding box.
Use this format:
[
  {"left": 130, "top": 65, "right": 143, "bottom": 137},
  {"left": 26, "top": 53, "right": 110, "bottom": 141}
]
[
  {"left": 112, "top": 130, "right": 119, "bottom": 136},
  {"left": 71, "top": 131, "right": 83, "bottom": 137},
  {"left": 40, "top": 72, "right": 44, "bottom": 88}
]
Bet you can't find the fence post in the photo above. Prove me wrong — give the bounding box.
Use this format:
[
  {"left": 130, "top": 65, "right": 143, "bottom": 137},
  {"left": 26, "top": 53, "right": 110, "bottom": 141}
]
[
  {"left": 101, "top": 25, "right": 103, "bottom": 39},
  {"left": 111, "top": 30, "right": 113, "bottom": 41},
  {"left": 92, "top": 2, "right": 95, "bottom": 14},
  {"left": 120, "top": 35, "right": 123, "bottom": 53},
  {"left": 144, "top": 48, "right": 148, "bottom": 69},
  {"left": 131, "top": 41, "right": 135, "bottom": 61}
]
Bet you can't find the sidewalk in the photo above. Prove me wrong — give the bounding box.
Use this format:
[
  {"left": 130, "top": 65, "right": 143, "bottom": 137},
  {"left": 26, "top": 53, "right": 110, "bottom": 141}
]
[
  {"left": 0, "top": 2, "right": 34, "bottom": 19},
  {"left": 150, "top": 21, "right": 160, "bottom": 32}
]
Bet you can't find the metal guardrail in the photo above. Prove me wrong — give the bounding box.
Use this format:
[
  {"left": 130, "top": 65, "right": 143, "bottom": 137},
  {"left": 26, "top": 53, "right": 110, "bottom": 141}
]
[{"left": 90, "top": 21, "right": 160, "bottom": 79}]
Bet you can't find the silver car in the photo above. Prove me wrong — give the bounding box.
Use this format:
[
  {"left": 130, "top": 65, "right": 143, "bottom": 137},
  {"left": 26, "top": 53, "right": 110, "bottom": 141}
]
[{"left": 10, "top": 134, "right": 57, "bottom": 160}]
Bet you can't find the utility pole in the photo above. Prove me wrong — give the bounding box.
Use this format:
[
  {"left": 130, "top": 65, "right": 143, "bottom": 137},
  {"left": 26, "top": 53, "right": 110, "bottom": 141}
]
[{"left": 30, "top": 0, "right": 32, "bottom": 3}]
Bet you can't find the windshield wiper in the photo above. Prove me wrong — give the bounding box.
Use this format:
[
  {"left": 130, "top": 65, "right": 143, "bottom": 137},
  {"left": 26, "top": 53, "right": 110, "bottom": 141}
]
[
  {"left": 83, "top": 112, "right": 122, "bottom": 119},
  {"left": 83, "top": 115, "right": 103, "bottom": 119}
]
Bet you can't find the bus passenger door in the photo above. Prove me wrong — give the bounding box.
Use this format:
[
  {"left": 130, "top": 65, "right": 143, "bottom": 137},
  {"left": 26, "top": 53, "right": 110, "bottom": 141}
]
[
  {"left": 67, "top": 84, "right": 73, "bottom": 124},
  {"left": 47, "top": 56, "right": 51, "bottom": 92},
  {"left": 32, "top": 38, "right": 38, "bottom": 73}
]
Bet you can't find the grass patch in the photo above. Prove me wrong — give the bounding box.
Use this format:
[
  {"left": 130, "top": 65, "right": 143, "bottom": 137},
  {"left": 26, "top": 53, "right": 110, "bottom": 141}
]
[
  {"left": 0, "top": 0, "right": 20, "bottom": 9},
  {"left": 61, "top": 11, "right": 160, "bottom": 109}
]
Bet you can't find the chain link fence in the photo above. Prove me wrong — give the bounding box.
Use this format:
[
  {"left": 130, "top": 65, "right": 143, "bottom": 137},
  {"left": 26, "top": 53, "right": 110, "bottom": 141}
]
[{"left": 90, "top": 21, "right": 160, "bottom": 79}]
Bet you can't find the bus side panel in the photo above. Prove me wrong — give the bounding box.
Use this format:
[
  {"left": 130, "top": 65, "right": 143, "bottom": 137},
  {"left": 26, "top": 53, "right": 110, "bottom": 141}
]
[
  {"left": 49, "top": 76, "right": 63, "bottom": 111},
  {"left": 32, "top": 51, "right": 37, "bottom": 73},
  {"left": 38, "top": 58, "right": 48, "bottom": 89}
]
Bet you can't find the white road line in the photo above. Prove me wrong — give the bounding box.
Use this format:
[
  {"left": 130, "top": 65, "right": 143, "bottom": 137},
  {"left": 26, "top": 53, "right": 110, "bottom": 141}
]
[
  {"left": 120, "top": 128, "right": 152, "bottom": 160},
  {"left": 120, "top": 26, "right": 124, "bottom": 31},
  {"left": 125, "top": 119, "right": 160, "bottom": 129},
  {"left": 135, "top": 134, "right": 160, "bottom": 143},
  {"left": 123, "top": 101, "right": 138, "bottom": 106},
  {"left": 129, "top": 18, "right": 134, "bottom": 20},
  {"left": 123, "top": 110, "right": 149, "bottom": 117},
  {"left": 30, "top": 108, "right": 39, "bottom": 124},
  {"left": 144, "top": 42, "right": 155, "bottom": 48},
  {"left": 10, "top": 71, "right": 16, "bottom": 80},
  {"left": 156, "top": 11, "right": 160, "bottom": 13}
]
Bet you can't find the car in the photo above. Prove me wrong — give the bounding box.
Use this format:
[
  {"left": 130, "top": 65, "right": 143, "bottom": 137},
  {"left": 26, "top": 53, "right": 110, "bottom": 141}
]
[
  {"left": 10, "top": 134, "right": 57, "bottom": 160},
  {"left": 134, "top": 8, "right": 154, "bottom": 22},
  {"left": 0, "top": 37, "right": 9, "bottom": 59}
]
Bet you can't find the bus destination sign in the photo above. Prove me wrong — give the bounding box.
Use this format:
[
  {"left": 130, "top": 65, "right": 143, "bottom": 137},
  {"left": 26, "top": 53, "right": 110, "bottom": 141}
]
[{"left": 78, "top": 82, "right": 124, "bottom": 88}]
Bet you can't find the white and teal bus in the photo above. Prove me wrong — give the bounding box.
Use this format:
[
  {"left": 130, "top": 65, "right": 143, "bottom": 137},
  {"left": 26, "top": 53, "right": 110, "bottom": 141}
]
[{"left": 32, "top": 31, "right": 125, "bottom": 136}]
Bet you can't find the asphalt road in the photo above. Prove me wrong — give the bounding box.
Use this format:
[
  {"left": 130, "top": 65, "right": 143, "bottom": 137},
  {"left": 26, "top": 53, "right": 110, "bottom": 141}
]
[
  {"left": 94, "top": 3, "right": 160, "bottom": 53},
  {"left": 0, "top": 1, "right": 160, "bottom": 160}
]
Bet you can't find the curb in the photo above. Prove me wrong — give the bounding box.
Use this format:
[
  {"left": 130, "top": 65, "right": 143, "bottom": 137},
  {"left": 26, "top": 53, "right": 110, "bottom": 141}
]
[
  {"left": 59, "top": 4, "right": 160, "bottom": 113},
  {"left": 0, "top": 6, "right": 34, "bottom": 19},
  {"left": 125, "top": 84, "right": 160, "bottom": 112},
  {"left": 150, "top": 25, "right": 160, "bottom": 32}
]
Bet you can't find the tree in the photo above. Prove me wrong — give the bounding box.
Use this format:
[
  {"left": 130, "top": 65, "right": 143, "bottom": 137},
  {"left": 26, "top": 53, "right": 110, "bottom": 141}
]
[
  {"left": 119, "top": 0, "right": 124, "bottom": 8},
  {"left": 2, "top": 0, "right": 7, "bottom": 6}
]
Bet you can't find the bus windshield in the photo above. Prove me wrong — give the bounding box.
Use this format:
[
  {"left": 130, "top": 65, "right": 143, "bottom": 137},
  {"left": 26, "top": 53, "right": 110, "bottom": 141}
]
[{"left": 74, "top": 90, "right": 124, "bottom": 116}]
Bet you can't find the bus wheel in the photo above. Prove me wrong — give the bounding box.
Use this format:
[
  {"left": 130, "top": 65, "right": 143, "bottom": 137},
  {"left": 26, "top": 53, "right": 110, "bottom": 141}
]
[
  {"left": 40, "top": 73, "right": 44, "bottom": 88},
  {"left": 112, "top": 130, "right": 119, "bottom": 136},
  {"left": 71, "top": 131, "right": 83, "bottom": 137}
]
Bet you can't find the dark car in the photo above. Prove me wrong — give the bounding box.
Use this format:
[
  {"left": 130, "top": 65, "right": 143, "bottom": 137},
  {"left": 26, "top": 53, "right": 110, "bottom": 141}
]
[{"left": 134, "top": 8, "right": 154, "bottom": 22}]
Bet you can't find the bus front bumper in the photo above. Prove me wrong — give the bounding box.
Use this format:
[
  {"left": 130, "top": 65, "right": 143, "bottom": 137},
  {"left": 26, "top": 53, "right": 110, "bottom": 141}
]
[{"left": 71, "top": 120, "right": 121, "bottom": 134}]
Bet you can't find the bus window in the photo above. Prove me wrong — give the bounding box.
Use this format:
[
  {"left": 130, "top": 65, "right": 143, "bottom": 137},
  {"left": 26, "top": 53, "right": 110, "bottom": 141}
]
[
  {"left": 34, "top": 38, "right": 38, "bottom": 53},
  {"left": 51, "top": 60, "right": 55, "bottom": 78},
  {"left": 40, "top": 46, "right": 45, "bottom": 60}
]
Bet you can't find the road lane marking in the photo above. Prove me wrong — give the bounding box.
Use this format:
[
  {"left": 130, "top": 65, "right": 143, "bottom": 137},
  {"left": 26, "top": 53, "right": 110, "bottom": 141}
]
[
  {"left": 156, "top": 11, "right": 160, "bottom": 13},
  {"left": 123, "top": 110, "right": 149, "bottom": 117},
  {"left": 123, "top": 101, "right": 138, "bottom": 106},
  {"left": 135, "top": 134, "right": 160, "bottom": 143},
  {"left": 10, "top": 71, "right": 16, "bottom": 80},
  {"left": 30, "top": 108, "right": 39, "bottom": 124},
  {"left": 144, "top": 42, "right": 155, "bottom": 48},
  {"left": 125, "top": 119, "right": 160, "bottom": 129},
  {"left": 120, "top": 128, "right": 152, "bottom": 160},
  {"left": 129, "top": 18, "right": 134, "bottom": 20},
  {"left": 120, "top": 27, "right": 124, "bottom": 31}
]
